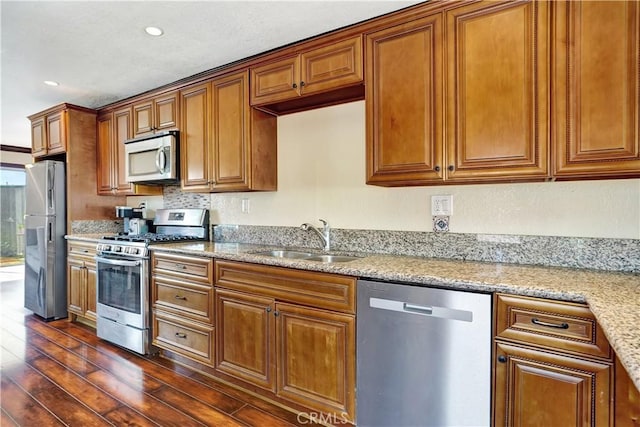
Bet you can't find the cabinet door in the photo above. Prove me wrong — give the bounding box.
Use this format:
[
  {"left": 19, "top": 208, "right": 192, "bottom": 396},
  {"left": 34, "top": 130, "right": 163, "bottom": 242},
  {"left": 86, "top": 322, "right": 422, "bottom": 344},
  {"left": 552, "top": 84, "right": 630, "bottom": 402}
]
[
  {"left": 31, "top": 117, "right": 47, "bottom": 157},
  {"left": 553, "top": 1, "right": 640, "bottom": 178},
  {"left": 615, "top": 358, "right": 640, "bottom": 426},
  {"left": 365, "top": 14, "right": 444, "bottom": 186},
  {"left": 215, "top": 289, "right": 276, "bottom": 392},
  {"left": 85, "top": 263, "right": 97, "bottom": 321},
  {"left": 155, "top": 92, "right": 179, "bottom": 131},
  {"left": 67, "top": 259, "right": 85, "bottom": 316},
  {"left": 96, "top": 114, "right": 114, "bottom": 195},
  {"left": 276, "top": 302, "right": 355, "bottom": 421},
  {"left": 180, "top": 82, "right": 212, "bottom": 191},
  {"left": 211, "top": 71, "right": 250, "bottom": 190},
  {"left": 300, "top": 36, "right": 363, "bottom": 96},
  {"left": 494, "top": 342, "right": 612, "bottom": 427},
  {"left": 113, "top": 107, "right": 134, "bottom": 193},
  {"left": 46, "top": 111, "right": 66, "bottom": 154},
  {"left": 132, "top": 100, "right": 154, "bottom": 136},
  {"left": 250, "top": 56, "right": 300, "bottom": 105},
  {"left": 445, "top": 1, "right": 549, "bottom": 182}
]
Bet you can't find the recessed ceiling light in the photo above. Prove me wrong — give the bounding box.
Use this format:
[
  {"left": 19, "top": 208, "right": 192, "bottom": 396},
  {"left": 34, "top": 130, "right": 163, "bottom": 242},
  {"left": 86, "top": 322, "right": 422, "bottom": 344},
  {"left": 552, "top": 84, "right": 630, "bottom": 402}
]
[
  {"left": 145, "top": 26, "right": 163, "bottom": 36},
  {"left": 43, "top": 80, "right": 59, "bottom": 86}
]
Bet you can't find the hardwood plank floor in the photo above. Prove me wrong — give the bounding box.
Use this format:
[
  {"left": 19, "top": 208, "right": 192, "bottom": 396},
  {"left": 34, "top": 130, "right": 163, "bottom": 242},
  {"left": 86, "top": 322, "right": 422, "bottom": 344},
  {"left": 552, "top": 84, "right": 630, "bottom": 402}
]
[{"left": 0, "top": 266, "right": 317, "bottom": 426}]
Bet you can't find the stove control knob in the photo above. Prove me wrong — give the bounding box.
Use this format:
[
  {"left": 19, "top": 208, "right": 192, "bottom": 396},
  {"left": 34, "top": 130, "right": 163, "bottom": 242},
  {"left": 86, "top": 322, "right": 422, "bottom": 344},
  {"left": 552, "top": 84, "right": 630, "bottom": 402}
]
[
  {"left": 104, "top": 245, "right": 111, "bottom": 251},
  {"left": 114, "top": 246, "right": 121, "bottom": 252}
]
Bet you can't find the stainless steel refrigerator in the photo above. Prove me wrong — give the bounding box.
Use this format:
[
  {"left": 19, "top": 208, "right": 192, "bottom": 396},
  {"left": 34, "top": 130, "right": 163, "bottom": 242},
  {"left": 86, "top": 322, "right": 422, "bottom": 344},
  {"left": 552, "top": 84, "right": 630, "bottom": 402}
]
[{"left": 24, "top": 160, "right": 67, "bottom": 320}]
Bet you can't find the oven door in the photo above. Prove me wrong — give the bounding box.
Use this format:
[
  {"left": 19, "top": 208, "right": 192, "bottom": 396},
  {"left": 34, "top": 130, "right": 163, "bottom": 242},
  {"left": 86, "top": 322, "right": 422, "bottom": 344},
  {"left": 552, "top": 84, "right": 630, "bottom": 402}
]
[{"left": 95, "top": 255, "right": 148, "bottom": 330}]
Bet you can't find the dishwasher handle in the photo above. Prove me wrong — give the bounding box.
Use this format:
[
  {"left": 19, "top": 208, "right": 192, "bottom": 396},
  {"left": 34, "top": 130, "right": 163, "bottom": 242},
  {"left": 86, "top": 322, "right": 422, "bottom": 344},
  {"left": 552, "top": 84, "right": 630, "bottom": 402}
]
[{"left": 369, "top": 297, "right": 473, "bottom": 322}]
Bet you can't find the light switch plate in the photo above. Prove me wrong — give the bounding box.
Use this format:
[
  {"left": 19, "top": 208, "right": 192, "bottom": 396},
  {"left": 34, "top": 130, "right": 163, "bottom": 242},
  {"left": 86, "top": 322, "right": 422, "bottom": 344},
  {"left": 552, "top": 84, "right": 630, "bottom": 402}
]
[{"left": 431, "top": 195, "right": 453, "bottom": 216}]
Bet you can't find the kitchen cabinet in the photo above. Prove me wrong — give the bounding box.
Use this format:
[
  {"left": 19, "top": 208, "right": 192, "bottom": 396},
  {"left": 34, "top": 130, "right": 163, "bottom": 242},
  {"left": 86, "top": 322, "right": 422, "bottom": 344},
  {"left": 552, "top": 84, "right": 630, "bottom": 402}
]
[
  {"left": 29, "top": 104, "right": 88, "bottom": 158},
  {"left": 214, "top": 260, "right": 356, "bottom": 422},
  {"left": 552, "top": 0, "right": 640, "bottom": 179},
  {"left": 66, "top": 240, "right": 97, "bottom": 323},
  {"left": 493, "top": 293, "right": 613, "bottom": 426},
  {"left": 180, "top": 71, "right": 277, "bottom": 192},
  {"left": 250, "top": 36, "right": 364, "bottom": 114},
  {"left": 29, "top": 103, "right": 124, "bottom": 229},
  {"left": 96, "top": 108, "right": 162, "bottom": 196},
  {"left": 366, "top": 1, "right": 550, "bottom": 186},
  {"left": 615, "top": 358, "right": 640, "bottom": 427},
  {"left": 132, "top": 91, "right": 179, "bottom": 137},
  {"left": 151, "top": 251, "right": 215, "bottom": 366}
]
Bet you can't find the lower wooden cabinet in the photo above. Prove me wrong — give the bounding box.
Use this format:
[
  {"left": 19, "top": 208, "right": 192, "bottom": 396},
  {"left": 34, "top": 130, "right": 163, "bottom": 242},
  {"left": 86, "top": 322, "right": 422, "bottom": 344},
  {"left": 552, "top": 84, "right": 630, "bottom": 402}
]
[
  {"left": 151, "top": 251, "right": 215, "bottom": 366},
  {"left": 494, "top": 342, "right": 612, "bottom": 426},
  {"left": 215, "top": 260, "right": 356, "bottom": 422},
  {"left": 66, "top": 240, "right": 97, "bottom": 322},
  {"left": 493, "top": 293, "right": 614, "bottom": 426}
]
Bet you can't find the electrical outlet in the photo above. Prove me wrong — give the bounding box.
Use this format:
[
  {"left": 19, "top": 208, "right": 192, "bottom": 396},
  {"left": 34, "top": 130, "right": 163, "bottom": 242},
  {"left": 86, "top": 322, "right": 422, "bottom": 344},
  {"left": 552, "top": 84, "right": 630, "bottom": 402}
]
[{"left": 431, "top": 195, "right": 453, "bottom": 216}]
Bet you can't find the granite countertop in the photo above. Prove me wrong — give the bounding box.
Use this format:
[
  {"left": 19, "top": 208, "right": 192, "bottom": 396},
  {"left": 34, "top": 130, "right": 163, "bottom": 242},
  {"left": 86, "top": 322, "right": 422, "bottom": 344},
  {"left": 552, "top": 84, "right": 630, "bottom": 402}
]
[{"left": 66, "top": 235, "right": 640, "bottom": 392}]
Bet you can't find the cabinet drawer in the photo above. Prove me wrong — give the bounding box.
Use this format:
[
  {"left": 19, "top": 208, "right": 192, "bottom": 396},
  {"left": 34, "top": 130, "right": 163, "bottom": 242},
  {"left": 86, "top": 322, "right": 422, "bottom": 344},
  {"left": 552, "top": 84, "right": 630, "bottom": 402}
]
[
  {"left": 215, "top": 260, "right": 356, "bottom": 313},
  {"left": 152, "top": 252, "right": 213, "bottom": 283},
  {"left": 67, "top": 240, "right": 97, "bottom": 260},
  {"left": 152, "top": 276, "right": 214, "bottom": 325},
  {"left": 495, "top": 294, "right": 611, "bottom": 359},
  {"left": 153, "top": 311, "right": 214, "bottom": 366}
]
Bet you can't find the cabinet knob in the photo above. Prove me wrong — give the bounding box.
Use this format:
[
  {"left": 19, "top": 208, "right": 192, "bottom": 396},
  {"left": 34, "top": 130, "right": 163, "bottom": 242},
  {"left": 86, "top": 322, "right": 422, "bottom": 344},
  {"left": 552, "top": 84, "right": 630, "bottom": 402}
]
[
  {"left": 300, "top": 81, "right": 305, "bottom": 87},
  {"left": 266, "top": 307, "right": 272, "bottom": 313},
  {"left": 434, "top": 166, "right": 441, "bottom": 172},
  {"left": 448, "top": 165, "right": 454, "bottom": 172},
  {"left": 274, "top": 311, "right": 280, "bottom": 317},
  {"left": 497, "top": 355, "right": 507, "bottom": 363},
  {"left": 175, "top": 332, "right": 187, "bottom": 339},
  {"left": 292, "top": 83, "right": 297, "bottom": 89}
]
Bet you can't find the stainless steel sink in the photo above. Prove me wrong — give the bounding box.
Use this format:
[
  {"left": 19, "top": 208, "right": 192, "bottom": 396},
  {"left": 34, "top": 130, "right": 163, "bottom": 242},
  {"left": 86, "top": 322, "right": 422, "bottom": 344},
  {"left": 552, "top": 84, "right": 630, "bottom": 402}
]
[
  {"left": 251, "top": 250, "right": 361, "bottom": 263},
  {"left": 304, "top": 254, "right": 361, "bottom": 263},
  {"left": 253, "top": 250, "right": 314, "bottom": 259}
]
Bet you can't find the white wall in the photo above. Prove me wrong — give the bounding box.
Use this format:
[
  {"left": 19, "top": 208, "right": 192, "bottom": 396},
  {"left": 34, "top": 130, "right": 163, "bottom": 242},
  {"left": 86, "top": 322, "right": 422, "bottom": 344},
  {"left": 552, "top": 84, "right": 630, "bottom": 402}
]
[{"left": 208, "top": 101, "right": 640, "bottom": 239}]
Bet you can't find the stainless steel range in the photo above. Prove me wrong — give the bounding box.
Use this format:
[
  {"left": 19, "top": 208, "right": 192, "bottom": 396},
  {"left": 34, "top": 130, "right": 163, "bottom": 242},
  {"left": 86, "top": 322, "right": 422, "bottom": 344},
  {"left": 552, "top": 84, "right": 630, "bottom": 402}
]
[{"left": 95, "top": 208, "right": 209, "bottom": 354}]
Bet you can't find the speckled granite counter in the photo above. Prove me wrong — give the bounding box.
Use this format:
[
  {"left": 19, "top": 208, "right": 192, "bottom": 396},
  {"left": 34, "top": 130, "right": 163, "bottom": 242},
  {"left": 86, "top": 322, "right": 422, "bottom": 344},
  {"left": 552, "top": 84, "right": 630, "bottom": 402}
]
[{"left": 65, "top": 235, "right": 640, "bottom": 392}]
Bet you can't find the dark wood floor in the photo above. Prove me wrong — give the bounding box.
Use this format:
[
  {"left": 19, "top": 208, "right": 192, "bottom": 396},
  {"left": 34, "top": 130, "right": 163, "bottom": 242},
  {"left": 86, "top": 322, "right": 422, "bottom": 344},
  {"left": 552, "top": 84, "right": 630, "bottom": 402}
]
[{"left": 0, "top": 266, "right": 316, "bottom": 427}]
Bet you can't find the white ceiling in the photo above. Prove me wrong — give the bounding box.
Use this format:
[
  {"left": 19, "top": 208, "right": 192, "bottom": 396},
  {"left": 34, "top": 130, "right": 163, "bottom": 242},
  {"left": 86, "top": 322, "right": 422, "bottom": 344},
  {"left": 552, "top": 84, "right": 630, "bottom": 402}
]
[{"left": 1, "top": 0, "right": 420, "bottom": 149}]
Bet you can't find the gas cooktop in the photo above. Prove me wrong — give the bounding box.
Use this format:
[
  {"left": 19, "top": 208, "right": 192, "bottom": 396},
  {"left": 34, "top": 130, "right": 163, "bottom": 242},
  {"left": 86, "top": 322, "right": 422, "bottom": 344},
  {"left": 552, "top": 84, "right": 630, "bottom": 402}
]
[{"left": 101, "top": 233, "right": 206, "bottom": 244}]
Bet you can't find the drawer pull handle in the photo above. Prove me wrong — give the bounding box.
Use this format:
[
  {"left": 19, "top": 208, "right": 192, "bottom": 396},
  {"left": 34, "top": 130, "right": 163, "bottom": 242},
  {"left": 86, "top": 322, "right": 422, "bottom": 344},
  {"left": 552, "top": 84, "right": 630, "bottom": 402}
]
[
  {"left": 531, "top": 318, "right": 569, "bottom": 329},
  {"left": 175, "top": 332, "right": 187, "bottom": 339},
  {"left": 175, "top": 264, "right": 187, "bottom": 269},
  {"left": 174, "top": 295, "right": 187, "bottom": 300}
]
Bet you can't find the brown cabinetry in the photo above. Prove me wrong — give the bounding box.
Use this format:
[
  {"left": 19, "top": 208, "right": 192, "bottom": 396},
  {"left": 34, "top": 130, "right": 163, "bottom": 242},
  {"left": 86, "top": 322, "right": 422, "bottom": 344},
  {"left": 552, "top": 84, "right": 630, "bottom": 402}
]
[
  {"left": 493, "top": 293, "right": 613, "bottom": 426},
  {"left": 132, "top": 92, "right": 179, "bottom": 137},
  {"left": 96, "top": 108, "right": 161, "bottom": 196},
  {"left": 366, "top": 1, "right": 549, "bottom": 186},
  {"left": 552, "top": 0, "right": 640, "bottom": 178},
  {"left": 251, "top": 36, "right": 363, "bottom": 114},
  {"left": 151, "top": 252, "right": 214, "bottom": 366},
  {"left": 29, "top": 103, "right": 124, "bottom": 229},
  {"left": 214, "top": 260, "right": 356, "bottom": 422},
  {"left": 66, "top": 240, "right": 97, "bottom": 323},
  {"left": 180, "top": 71, "right": 277, "bottom": 192},
  {"left": 29, "top": 107, "right": 68, "bottom": 158}
]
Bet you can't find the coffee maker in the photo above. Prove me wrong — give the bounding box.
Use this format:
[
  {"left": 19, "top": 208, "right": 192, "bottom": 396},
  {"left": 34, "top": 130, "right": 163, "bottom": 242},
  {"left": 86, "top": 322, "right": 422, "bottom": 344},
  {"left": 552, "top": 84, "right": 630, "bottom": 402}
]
[{"left": 115, "top": 206, "right": 144, "bottom": 235}]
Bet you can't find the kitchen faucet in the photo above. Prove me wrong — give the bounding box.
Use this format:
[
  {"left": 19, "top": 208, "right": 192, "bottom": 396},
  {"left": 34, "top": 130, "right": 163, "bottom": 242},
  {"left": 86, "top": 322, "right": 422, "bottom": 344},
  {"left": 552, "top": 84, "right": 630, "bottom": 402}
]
[{"left": 300, "top": 219, "right": 331, "bottom": 251}]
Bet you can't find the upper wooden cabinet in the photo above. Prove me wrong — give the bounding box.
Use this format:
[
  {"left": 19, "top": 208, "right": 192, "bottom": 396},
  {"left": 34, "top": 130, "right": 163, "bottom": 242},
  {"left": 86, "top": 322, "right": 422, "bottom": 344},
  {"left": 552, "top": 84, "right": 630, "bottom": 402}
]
[
  {"left": 251, "top": 36, "right": 364, "bottom": 114},
  {"left": 132, "top": 91, "right": 179, "bottom": 137},
  {"left": 29, "top": 104, "right": 76, "bottom": 158},
  {"left": 552, "top": 0, "right": 640, "bottom": 178},
  {"left": 366, "top": 1, "right": 550, "bottom": 186},
  {"left": 365, "top": 14, "right": 444, "bottom": 186},
  {"left": 96, "top": 107, "right": 162, "bottom": 196},
  {"left": 180, "top": 71, "right": 277, "bottom": 192},
  {"left": 445, "top": 0, "right": 549, "bottom": 182}
]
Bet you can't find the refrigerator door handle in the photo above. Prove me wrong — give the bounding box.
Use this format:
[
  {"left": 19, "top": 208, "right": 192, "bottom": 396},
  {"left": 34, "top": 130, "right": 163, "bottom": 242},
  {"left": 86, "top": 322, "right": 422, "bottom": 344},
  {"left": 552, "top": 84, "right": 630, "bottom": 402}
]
[
  {"left": 37, "top": 267, "right": 45, "bottom": 310},
  {"left": 48, "top": 164, "right": 55, "bottom": 210},
  {"left": 48, "top": 221, "right": 53, "bottom": 242}
]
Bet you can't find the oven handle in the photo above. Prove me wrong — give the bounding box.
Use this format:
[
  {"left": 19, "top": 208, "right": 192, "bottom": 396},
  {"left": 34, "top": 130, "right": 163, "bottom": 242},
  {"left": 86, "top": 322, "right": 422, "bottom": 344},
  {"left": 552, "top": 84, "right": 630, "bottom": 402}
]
[{"left": 95, "top": 256, "right": 142, "bottom": 267}]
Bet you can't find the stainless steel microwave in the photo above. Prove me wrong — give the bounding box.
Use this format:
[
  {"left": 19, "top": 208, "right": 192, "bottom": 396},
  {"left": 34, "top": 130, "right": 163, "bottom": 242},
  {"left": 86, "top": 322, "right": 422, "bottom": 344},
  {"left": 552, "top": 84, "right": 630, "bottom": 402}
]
[{"left": 124, "top": 131, "right": 178, "bottom": 184}]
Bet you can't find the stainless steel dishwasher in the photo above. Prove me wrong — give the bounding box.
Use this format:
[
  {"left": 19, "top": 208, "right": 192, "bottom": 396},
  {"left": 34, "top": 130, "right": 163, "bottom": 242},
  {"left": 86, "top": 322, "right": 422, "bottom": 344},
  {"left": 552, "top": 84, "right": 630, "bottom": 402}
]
[{"left": 356, "top": 279, "right": 492, "bottom": 427}]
